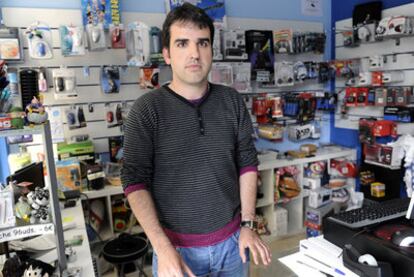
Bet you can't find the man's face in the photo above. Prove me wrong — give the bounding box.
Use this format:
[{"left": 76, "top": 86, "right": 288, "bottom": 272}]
[{"left": 162, "top": 22, "right": 212, "bottom": 87}]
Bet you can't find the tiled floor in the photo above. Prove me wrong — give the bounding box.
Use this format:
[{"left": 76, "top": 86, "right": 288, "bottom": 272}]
[{"left": 102, "top": 233, "right": 305, "bottom": 277}]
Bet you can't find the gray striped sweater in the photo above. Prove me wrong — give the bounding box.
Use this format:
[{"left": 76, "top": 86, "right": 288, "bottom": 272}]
[{"left": 121, "top": 84, "right": 258, "bottom": 234}]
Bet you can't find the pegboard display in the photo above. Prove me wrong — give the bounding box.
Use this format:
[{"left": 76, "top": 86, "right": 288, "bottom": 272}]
[{"left": 334, "top": 2, "right": 414, "bottom": 136}]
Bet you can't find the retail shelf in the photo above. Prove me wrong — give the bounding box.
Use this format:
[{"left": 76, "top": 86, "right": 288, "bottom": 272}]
[
  {"left": 258, "top": 146, "right": 355, "bottom": 170},
  {"left": 0, "top": 125, "right": 45, "bottom": 138},
  {"left": 0, "top": 223, "right": 55, "bottom": 243},
  {"left": 82, "top": 185, "right": 124, "bottom": 200},
  {"left": 256, "top": 198, "right": 273, "bottom": 208},
  {"left": 364, "top": 160, "right": 401, "bottom": 170}
]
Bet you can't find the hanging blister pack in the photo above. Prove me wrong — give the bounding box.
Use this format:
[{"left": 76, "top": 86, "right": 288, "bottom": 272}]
[
  {"left": 149, "top": 26, "right": 164, "bottom": 65},
  {"left": 38, "top": 67, "right": 48, "bottom": 92},
  {"left": 65, "top": 105, "right": 86, "bottom": 130},
  {"left": 25, "top": 21, "right": 53, "bottom": 59},
  {"left": 86, "top": 23, "right": 106, "bottom": 51},
  {"left": 232, "top": 62, "right": 251, "bottom": 92},
  {"left": 213, "top": 24, "right": 223, "bottom": 60},
  {"left": 52, "top": 67, "right": 77, "bottom": 99},
  {"left": 209, "top": 63, "right": 233, "bottom": 86},
  {"left": 139, "top": 66, "right": 160, "bottom": 89},
  {"left": 105, "top": 103, "right": 123, "bottom": 128},
  {"left": 126, "top": 22, "right": 150, "bottom": 67},
  {"left": 101, "top": 66, "right": 121, "bottom": 94},
  {"left": 274, "top": 62, "right": 294, "bottom": 87},
  {"left": 59, "top": 25, "right": 86, "bottom": 56},
  {"left": 110, "top": 24, "right": 126, "bottom": 49},
  {"left": 0, "top": 26, "right": 23, "bottom": 62}
]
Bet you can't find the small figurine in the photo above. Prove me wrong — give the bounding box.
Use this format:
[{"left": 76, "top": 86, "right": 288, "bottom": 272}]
[
  {"left": 25, "top": 96, "right": 48, "bottom": 124},
  {"left": 27, "top": 187, "right": 50, "bottom": 224}
]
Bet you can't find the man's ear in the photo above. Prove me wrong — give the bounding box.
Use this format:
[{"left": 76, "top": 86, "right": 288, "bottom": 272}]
[{"left": 162, "top": 47, "right": 171, "bottom": 65}]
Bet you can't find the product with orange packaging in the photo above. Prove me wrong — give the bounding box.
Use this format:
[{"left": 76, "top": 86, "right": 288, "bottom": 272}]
[{"left": 139, "top": 66, "right": 160, "bottom": 89}]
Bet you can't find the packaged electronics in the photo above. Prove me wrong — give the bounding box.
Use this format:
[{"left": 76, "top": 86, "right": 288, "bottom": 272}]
[
  {"left": 358, "top": 72, "right": 372, "bottom": 86},
  {"left": 0, "top": 187, "right": 16, "bottom": 229},
  {"left": 288, "top": 123, "right": 317, "bottom": 141},
  {"left": 0, "top": 25, "right": 23, "bottom": 62},
  {"left": 384, "top": 106, "right": 414, "bottom": 122},
  {"left": 52, "top": 67, "right": 77, "bottom": 99},
  {"left": 231, "top": 62, "right": 251, "bottom": 92},
  {"left": 126, "top": 21, "right": 150, "bottom": 67},
  {"left": 101, "top": 66, "right": 121, "bottom": 94},
  {"left": 57, "top": 140, "right": 95, "bottom": 162},
  {"left": 59, "top": 25, "right": 86, "bottom": 56},
  {"left": 86, "top": 23, "right": 106, "bottom": 51},
  {"left": 109, "top": 136, "right": 123, "bottom": 163},
  {"left": 105, "top": 103, "right": 123, "bottom": 128},
  {"left": 209, "top": 63, "right": 233, "bottom": 86},
  {"left": 376, "top": 16, "right": 413, "bottom": 39},
  {"left": 149, "top": 26, "right": 163, "bottom": 64},
  {"left": 64, "top": 105, "right": 87, "bottom": 129},
  {"left": 308, "top": 187, "right": 332, "bottom": 209},
  {"left": 364, "top": 143, "right": 403, "bottom": 167},
  {"left": 25, "top": 21, "right": 53, "bottom": 59},
  {"left": 382, "top": 71, "right": 404, "bottom": 84},
  {"left": 273, "top": 29, "right": 293, "bottom": 54},
  {"left": 221, "top": 29, "right": 247, "bottom": 60},
  {"left": 19, "top": 69, "right": 38, "bottom": 108},
  {"left": 213, "top": 25, "right": 223, "bottom": 60},
  {"left": 245, "top": 30, "right": 275, "bottom": 83},
  {"left": 369, "top": 55, "right": 384, "bottom": 69},
  {"left": 139, "top": 67, "right": 160, "bottom": 89},
  {"left": 110, "top": 24, "right": 126, "bottom": 49},
  {"left": 274, "top": 62, "right": 294, "bottom": 87}
]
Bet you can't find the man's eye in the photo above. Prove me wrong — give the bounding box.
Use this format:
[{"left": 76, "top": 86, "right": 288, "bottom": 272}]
[
  {"left": 177, "top": 41, "right": 187, "bottom": 47},
  {"left": 199, "top": 41, "right": 210, "bottom": 47}
]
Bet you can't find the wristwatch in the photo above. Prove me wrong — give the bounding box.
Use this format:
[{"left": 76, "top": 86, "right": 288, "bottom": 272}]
[{"left": 240, "top": 220, "right": 258, "bottom": 231}]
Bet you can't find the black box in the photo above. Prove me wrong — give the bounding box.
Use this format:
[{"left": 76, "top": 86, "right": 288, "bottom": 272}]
[{"left": 384, "top": 106, "right": 414, "bottom": 123}]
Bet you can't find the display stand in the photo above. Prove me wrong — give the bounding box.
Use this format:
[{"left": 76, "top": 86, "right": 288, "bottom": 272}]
[{"left": 0, "top": 121, "right": 67, "bottom": 273}]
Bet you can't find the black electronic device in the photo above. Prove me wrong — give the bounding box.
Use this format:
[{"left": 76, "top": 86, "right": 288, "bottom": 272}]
[
  {"left": 19, "top": 69, "right": 39, "bottom": 108},
  {"left": 326, "top": 198, "right": 410, "bottom": 229},
  {"left": 7, "top": 162, "right": 44, "bottom": 201}
]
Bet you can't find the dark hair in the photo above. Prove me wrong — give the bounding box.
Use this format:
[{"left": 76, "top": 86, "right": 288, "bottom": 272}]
[{"left": 162, "top": 2, "right": 214, "bottom": 49}]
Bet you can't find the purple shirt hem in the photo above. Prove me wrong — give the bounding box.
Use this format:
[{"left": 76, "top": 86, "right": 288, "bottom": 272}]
[
  {"left": 239, "top": 166, "right": 258, "bottom": 176},
  {"left": 124, "top": 183, "right": 147, "bottom": 196},
  {"left": 164, "top": 216, "right": 241, "bottom": 248}
]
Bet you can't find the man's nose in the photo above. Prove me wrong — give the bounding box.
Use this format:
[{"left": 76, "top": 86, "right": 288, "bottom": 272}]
[{"left": 189, "top": 43, "right": 200, "bottom": 59}]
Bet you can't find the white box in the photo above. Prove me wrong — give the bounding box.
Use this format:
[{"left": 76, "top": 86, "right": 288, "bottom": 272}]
[
  {"left": 303, "top": 177, "right": 321, "bottom": 190},
  {"left": 273, "top": 206, "right": 288, "bottom": 236}
]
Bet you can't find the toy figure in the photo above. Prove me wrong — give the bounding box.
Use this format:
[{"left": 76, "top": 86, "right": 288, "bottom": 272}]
[
  {"left": 27, "top": 187, "right": 50, "bottom": 224},
  {"left": 21, "top": 259, "right": 55, "bottom": 277},
  {"left": 25, "top": 96, "right": 48, "bottom": 124}
]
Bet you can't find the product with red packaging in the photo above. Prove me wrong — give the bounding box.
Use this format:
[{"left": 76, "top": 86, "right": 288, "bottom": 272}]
[{"left": 330, "top": 158, "right": 358, "bottom": 178}]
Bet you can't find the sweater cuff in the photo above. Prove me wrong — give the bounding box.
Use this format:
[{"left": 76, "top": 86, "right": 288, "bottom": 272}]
[
  {"left": 239, "top": 166, "right": 258, "bottom": 176},
  {"left": 124, "top": 183, "right": 147, "bottom": 197}
]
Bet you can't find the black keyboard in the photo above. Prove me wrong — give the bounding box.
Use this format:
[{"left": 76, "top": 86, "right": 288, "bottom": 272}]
[{"left": 327, "top": 198, "right": 410, "bottom": 229}]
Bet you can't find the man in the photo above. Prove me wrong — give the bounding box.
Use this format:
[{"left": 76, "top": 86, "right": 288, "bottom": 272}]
[{"left": 122, "top": 3, "right": 271, "bottom": 277}]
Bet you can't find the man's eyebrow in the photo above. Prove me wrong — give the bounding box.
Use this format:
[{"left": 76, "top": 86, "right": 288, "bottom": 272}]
[
  {"left": 198, "top": 38, "right": 211, "bottom": 43},
  {"left": 174, "top": 38, "right": 189, "bottom": 44}
]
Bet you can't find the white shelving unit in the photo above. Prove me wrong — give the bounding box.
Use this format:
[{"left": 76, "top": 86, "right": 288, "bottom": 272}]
[
  {"left": 257, "top": 145, "right": 357, "bottom": 242},
  {"left": 82, "top": 186, "right": 143, "bottom": 241},
  {"left": 0, "top": 122, "right": 67, "bottom": 272}
]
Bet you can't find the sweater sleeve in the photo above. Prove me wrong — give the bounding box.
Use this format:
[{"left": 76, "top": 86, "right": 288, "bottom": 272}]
[
  {"left": 121, "top": 99, "right": 155, "bottom": 193},
  {"left": 235, "top": 94, "right": 259, "bottom": 171}
]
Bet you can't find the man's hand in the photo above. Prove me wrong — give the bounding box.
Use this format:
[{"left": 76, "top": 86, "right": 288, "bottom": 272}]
[
  {"left": 239, "top": 227, "right": 272, "bottom": 266},
  {"left": 157, "top": 245, "right": 196, "bottom": 277}
]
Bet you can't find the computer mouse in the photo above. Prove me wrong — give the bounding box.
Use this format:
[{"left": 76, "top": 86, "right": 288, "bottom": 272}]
[
  {"left": 391, "top": 228, "right": 414, "bottom": 247},
  {"left": 91, "top": 27, "right": 101, "bottom": 43},
  {"left": 36, "top": 41, "right": 46, "bottom": 57},
  {"left": 112, "top": 27, "right": 121, "bottom": 43}
]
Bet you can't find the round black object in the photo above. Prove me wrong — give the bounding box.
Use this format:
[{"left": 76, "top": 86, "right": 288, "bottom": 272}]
[{"left": 102, "top": 234, "right": 148, "bottom": 264}]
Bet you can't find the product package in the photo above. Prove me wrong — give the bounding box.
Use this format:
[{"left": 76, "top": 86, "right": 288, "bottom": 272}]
[
  {"left": 101, "top": 66, "right": 121, "bottom": 94},
  {"left": 126, "top": 22, "right": 150, "bottom": 67},
  {"left": 64, "top": 106, "right": 87, "bottom": 129},
  {"left": 59, "top": 25, "right": 86, "bottom": 56},
  {"left": 0, "top": 26, "right": 23, "bottom": 61},
  {"left": 274, "top": 62, "right": 294, "bottom": 87},
  {"left": 86, "top": 23, "right": 106, "bottom": 51},
  {"left": 25, "top": 21, "right": 53, "bottom": 59},
  {"left": 52, "top": 67, "right": 77, "bottom": 99},
  {"left": 221, "top": 30, "right": 248, "bottom": 60},
  {"left": 139, "top": 66, "right": 160, "bottom": 89},
  {"left": 149, "top": 26, "right": 164, "bottom": 65},
  {"left": 81, "top": 0, "right": 121, "bottom": 29},
  {"left": 213, "top": 24, "right": 223, "bottom": 60},
  {"left": 110, "top": 24, "right": 126, "bottom": 49},
  {"left": 231, "top": 62, "right": 251, "bottom": 92},
  {"left": 273, "top": 29, "right": 293, "bottom": 54},
  {"left": 105, "top": 103, "right": 123, "bottom": 128},
  {"left": 209, "top": 63, "right": 233, "bottom": 86},
  {"left": 109, "top": 136, "right": 123, "bottom": 163},
  {"left": 245, "top": 30, "right": 275, "bottom": 83}
]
